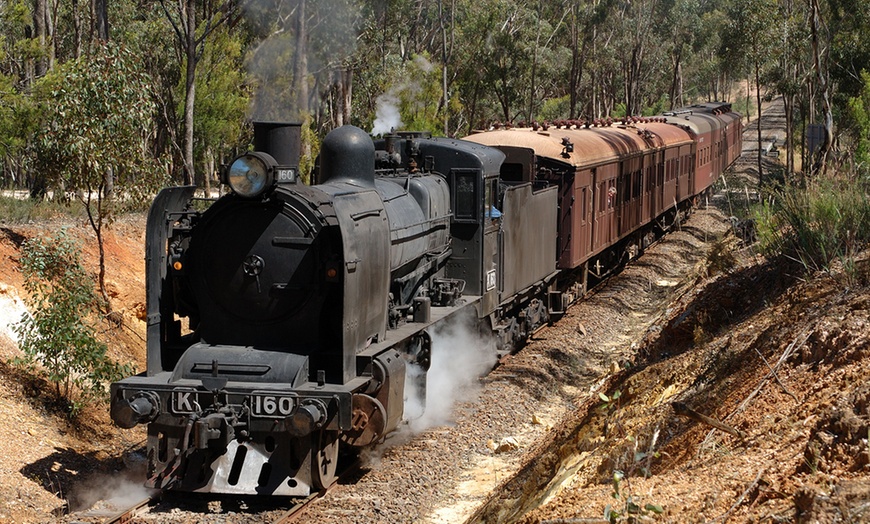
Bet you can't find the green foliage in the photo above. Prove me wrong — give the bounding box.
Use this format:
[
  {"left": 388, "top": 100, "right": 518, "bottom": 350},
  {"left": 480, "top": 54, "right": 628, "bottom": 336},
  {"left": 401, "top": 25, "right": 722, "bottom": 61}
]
[
  {"left": 601, "top": 426, "right": 664, "bottom": 523},
  {"left": 829, "top": 0, "right": 870, "bottom": 101},
  {"left": 611, "top": 103, "right": 627, "bottom": 119},
  {"left": 189, "top": 26, "right": 250, "bottom": 186},
  {"left": 755, "top": 177, "right": 870, "bottom": 281},
  {"left": 845, "top": 70, "right": 870, "bottom": 172},
  {"left": 299, "top": 119, "right": 320, "bottom": 185},
  {"left": 0, "top": 73, "right": 36, "bottom": 158},
  {"left": 12, "top": 231, "right": 134, "bottom": 416},
  {"left": 642, "top": 94, "right": 670, "bottom": 116},
  {"left": 191, "top": 26, "right": 249, "bottom": 151},
  {"left": 537, "top": 95, "right": 571, "bottom": 121},
  {"left": 733, "top": 92, "right": 756, "bottom": 121},
  {"left": 599, "top": 389, "right": 623, "bottom": 410},
  {"left": 32, "top": 42, "right": 165, "bottom": 204}
]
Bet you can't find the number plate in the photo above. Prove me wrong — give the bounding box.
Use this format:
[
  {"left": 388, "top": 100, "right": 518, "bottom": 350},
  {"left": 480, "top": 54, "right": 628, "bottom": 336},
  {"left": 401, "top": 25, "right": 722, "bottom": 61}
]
[
  {"left": 250, "top": 393, "right": 297, "bottom": 418},
  {"left": 170, "top": 389, "right": 296, "bottom": 418},
  {"left": 486, "top": 269, "right": 497, "bottom": 291},
  {"left": 172, "top": 389, "right": 204, "bottom": 414}
]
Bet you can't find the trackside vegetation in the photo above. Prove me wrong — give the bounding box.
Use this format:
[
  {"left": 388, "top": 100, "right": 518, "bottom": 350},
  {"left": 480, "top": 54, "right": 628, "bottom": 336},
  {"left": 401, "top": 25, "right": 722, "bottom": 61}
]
[
  {"left": 756, "top": 176, "right": 870, "bottom": 283},
  {"left": 11, "top": 230, "right": 133, "bottom": 417}
]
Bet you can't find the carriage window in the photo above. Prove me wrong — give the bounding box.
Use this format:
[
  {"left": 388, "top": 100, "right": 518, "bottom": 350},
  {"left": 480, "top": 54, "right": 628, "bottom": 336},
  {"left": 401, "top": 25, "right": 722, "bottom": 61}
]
[
  {"left": 484, "top": 178, "right": 500, "bottom": 227},
  {"left": 452, "top": 170, "right": 479, "bottom": 222},
  {"left": 599, "top": 182, "right": 606, "bottom": 212}
]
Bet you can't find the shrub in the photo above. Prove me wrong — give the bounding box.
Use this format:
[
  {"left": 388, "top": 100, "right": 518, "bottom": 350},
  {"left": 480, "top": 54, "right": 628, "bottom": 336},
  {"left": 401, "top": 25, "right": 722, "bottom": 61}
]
[
  {"left": 755, "top": 177, "right": 870, "bottom": 280},
  {"left": 12, "top": 230, "right": 133, "bottom": 416}
]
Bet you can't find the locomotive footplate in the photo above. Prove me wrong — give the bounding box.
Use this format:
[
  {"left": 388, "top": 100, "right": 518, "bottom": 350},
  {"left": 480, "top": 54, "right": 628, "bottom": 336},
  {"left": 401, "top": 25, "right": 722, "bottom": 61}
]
[{"left": 111, "top": 372, "right": 357, "bottom": 496}]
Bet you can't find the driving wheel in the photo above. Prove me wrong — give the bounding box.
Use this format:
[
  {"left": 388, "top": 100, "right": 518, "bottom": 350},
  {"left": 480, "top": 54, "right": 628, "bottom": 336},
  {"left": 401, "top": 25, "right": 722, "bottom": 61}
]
[{"left": 312, "top": 429, "right": 339, "bottom": 490}]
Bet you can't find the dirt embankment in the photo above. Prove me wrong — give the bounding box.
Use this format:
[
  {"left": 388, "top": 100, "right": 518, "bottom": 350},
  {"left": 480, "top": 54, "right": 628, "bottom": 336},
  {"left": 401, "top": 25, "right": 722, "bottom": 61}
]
[
  {"left": 476, "top": 246, "right": 870, "bottom": 523},
  {"left": 0, "top": 216, "right": 150, "bottom": 523}
]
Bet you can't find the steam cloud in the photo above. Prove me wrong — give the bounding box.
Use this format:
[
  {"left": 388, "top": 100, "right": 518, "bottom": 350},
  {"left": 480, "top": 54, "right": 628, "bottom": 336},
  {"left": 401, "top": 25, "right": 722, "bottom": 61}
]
[
  {"left": 370, "top": 55, "right": 435, "bottom": 136},
  {"left": 371, "top": 92, "right": 403, "bottom": 136},
  {"left": 402, "top": 314, "right": 498, "bottom": 433},
  {"left": 68, "top": 468, "right": 158, "bottom": 513}
]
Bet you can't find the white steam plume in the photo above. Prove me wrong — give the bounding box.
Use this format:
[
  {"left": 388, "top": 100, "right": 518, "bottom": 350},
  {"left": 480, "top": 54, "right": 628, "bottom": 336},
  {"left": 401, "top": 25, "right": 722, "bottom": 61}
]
[
  {"left": 371, "top": 92, "right": 403, "bottom": 136},
  {"left": 402, "top": 314, "right": 498, "bottom": 433},
  {"left": 370, "top": 55, "right": 437, "bottom": 136},
  {"left": 67, "top": 468, "right": 158, "bottom": 513}
]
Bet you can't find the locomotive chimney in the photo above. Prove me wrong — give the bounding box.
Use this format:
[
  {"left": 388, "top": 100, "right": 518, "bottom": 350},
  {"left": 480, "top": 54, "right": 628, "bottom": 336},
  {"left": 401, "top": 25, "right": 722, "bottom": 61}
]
[
  {"left": 253, "top": 121, "right": 301, "bottom": 168},
  {"left": 320, "top": 125, "right": 376, "bottom": 188}
]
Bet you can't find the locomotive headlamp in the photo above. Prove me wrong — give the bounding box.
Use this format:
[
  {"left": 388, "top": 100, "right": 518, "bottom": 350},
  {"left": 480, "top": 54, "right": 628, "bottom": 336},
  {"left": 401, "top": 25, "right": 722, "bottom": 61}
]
[{"left": 226, "top": 152, "right": 278, "bottom": 198}]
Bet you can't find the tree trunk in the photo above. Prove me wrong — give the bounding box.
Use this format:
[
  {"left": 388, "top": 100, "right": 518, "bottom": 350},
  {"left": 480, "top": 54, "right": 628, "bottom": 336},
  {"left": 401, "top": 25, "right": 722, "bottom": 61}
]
[
  {"left": 438, "top": 0, "right": 449, "bottom": 135},
  {"left": 72, "top": 0, "right": 82, "bottom": 58},
  {"left": 341, "top": 67, "right": 353, "bottom": 127},
  {"left": 205, "top": 148, "right": 213, "bottom": 197},
  {"left": 746, "top": 76, "right": 751, "bottom": 124},
  {"left": 669, "top": 48, "right": 683, "bottom": 110},
  {"left": 83, "top": 186, "right": 111, "bottom": 313},
  {"left": 755, "top": 59, "right": 763, "bottom": 189},
  {"left": 784, "top": 91, "right": 794, "bottom": 175},
  {"left": 94, "top": 0, "right": 109, "bottom": 41},
  {"left": 626, "top": 43, "right": 643, "bottom": 116},
  {"left": 292, "top": 0, "right": 309, "bottom": 118},
  {"left": 569, "top": 5, "right": 579, "bottom": 118},
  {"left": 182, "top": 0, "right": 196, "bottom": 186},
  {"left": 809, "top": 0, "right": 832, "bottom": 176},
  {"left": 526, "top": 0, "right": 542, "bottom": 123},
  {"left": 33, "top": 0, "right": 48, "bottom": 77}
]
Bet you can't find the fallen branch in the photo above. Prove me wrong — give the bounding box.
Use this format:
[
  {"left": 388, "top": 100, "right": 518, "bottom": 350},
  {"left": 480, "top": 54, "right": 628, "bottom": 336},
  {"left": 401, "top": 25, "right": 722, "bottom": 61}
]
[
  {"left": 734, "top": 325, "right": 814, "bottom": 416},
  {"left": 672, "top": 402, "right": 747, "bottom": 440},
  {"left": 707, "top": 468, "right": 765, "bottom": 523},
  {"left": 752, "top": 345, "right": 799, "bottom": 402},
  {"left": 700, "top": 325, "right": 815, "bottom": 451}
]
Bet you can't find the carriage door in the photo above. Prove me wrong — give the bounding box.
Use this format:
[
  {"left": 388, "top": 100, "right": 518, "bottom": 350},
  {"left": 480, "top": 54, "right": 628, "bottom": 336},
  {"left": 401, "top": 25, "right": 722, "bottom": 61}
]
[
  {"left": 592, "top": 164, "right": 618, "bottom": 255},
  {"left": 482, "top": 176, "right": 500, "bottom": 314}
]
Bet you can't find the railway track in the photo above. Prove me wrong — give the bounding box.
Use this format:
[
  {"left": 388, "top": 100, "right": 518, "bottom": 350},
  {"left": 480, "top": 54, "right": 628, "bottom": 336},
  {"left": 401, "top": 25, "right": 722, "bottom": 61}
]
[{"left": 68, "top": 494, "right": 158, "bottom": 524}]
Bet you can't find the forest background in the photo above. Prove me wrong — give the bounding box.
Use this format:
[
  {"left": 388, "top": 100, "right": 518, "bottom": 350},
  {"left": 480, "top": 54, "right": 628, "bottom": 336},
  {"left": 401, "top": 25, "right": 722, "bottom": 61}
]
[{"left": 1, "top": 0, "right": 869, "bottom": 200}]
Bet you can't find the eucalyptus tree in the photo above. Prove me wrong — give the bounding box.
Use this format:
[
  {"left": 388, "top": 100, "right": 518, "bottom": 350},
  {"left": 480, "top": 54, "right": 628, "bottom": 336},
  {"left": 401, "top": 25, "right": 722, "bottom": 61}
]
[
  {"left": 159, "top": 0, "right": 243, "bottom": 186},
  {"left": 827, "top": 0, "right": 870, "bottom": 174},
  {"left": 845, "top": 71, "right": 870, "bottom": 172},
  {"left": 31, "top": 44, "right": 164, "bottom": 311},
  {"left": 656, "top": 0, "right": 702, "bottom": 109},
  {"left": 0, "top": 1, "right": 38, "bottom": 188},
  {"left": 723, "top": 0, "right": 779, "bottom": 186},
  {"left": 767, "top": 0, "right": 809, "bottom": 176},
  {"left": 192, "top": 25, "right": 249, "bottom": 194},
  {"left": 615, "top": 0, "right": 662, "bottom": 116},
  {"left": 808, "top": 0, "right": 833, "bottom": 174},
  {"left": 457, "top": 0, "right": 536, "bottom": 126},
  {"left": 565, "top": 0, "right": 614, "bottom": 119},
  {"left": 243, "top": 0, "right": 361, "bottom": 176}
]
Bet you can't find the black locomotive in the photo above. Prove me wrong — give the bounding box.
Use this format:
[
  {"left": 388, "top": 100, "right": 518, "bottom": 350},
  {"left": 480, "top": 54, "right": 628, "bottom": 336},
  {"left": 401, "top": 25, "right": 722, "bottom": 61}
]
[{"left": 110, "top": 103, "right": 740, "bottom": 495}]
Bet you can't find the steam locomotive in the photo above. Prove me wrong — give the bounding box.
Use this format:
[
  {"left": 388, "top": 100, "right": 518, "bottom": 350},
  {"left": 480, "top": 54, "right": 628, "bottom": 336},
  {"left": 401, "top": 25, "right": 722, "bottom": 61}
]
[{"left": 110, "top": 103, "right": 741, "bottom": 495}]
